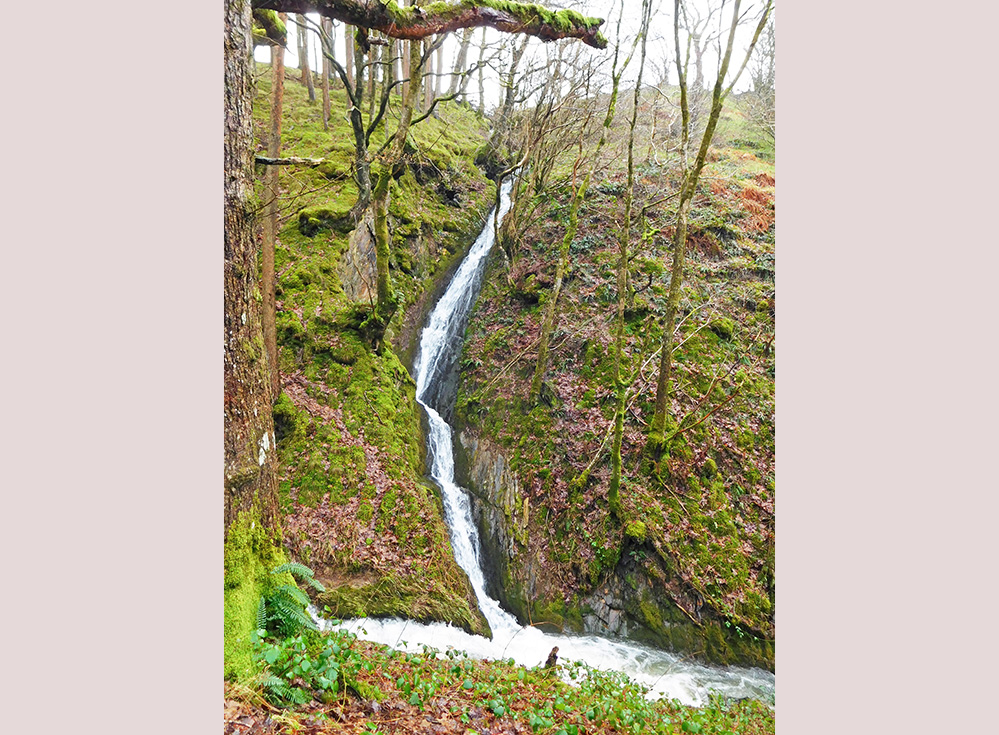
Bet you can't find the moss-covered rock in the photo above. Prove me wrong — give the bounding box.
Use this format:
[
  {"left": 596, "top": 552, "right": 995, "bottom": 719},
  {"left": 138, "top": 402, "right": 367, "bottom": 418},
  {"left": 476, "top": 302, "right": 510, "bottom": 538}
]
[{"left": 223, "top": 508, "right": 286, "bottom": 681}]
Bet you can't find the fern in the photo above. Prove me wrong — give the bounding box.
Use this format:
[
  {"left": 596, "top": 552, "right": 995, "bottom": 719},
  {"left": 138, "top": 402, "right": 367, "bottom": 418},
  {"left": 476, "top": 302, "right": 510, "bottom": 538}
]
[
  {"left": 272, "top": 561, "right": 326, "bottom": 592},
  {"left": 273, "top": 583, "right": 311, "bottom": 608},
  {"left": 256, "top": 597, "right": 267, "bottom": 631},
  {"left": 267, "top": 593, "right": 318, "bottom": 635},
  {"left": 258, "top": 674, "right": 307, "bottom": 705},
  {"left": 258, "top": 561, "right": 323, "bottom": 637}
]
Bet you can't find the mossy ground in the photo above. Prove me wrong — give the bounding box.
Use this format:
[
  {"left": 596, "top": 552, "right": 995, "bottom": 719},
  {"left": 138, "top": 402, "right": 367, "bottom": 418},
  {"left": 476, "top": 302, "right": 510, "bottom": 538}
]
[
  {"left": 455, "top": 88, "right": 775, "bottom": 668},
  {"left": 248, "top": 63, "right": 500, "bottom": 638}
]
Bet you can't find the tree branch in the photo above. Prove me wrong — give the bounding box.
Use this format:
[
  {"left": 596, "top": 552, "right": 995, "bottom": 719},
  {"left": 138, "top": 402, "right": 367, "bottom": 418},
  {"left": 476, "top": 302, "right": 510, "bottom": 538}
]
[
  {"left": 251, "top": 0, "right": 608, "bottom": 49},
  {"left": 255, "top": 155, "right": 325, "bottom": 166}
]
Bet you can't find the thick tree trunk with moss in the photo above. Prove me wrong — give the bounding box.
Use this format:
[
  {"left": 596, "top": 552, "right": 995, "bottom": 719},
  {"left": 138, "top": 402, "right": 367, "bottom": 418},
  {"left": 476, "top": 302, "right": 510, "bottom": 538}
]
[
  {"left": 262, "top": 28, "right": 286, "bottom": 400},
  {"left": 225, "top": 0, "right": 280, "bottom": 536}
]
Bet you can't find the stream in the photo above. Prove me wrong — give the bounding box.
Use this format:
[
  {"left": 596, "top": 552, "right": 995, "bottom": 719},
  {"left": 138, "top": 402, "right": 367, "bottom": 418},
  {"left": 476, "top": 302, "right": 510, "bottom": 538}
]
[{"left": 315, "top": 181, "right": 775, "bottom": 707}]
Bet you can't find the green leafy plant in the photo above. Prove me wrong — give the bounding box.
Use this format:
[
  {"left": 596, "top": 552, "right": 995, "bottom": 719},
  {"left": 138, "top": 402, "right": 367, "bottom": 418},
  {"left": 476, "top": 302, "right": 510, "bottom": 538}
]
[{"left": 258, "top": 562, "right": 326, "bottom": 637}]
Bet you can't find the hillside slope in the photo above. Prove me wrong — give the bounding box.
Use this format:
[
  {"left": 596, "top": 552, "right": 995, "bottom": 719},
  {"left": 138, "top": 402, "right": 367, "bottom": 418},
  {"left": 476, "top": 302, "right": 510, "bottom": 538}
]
[
  {"left": 454, "top": 93, "right": 776, "bottom": 669},
  {"left": 243, "top": 63, "right": 503, "bottom": 644}
]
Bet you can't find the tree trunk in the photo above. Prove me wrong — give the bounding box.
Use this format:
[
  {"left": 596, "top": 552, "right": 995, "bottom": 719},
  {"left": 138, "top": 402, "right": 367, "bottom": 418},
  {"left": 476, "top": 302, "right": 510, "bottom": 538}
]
[
  {"left": 344, "top": 22, "right": 355, "bottom": 90},
  {"left": 449, "top": 28, "right": 473, "bottom": 97},
  {"left": 253, "top": 0, "right": 607, "bottom": 49},
  {"left": 368, "top": 35, "right": 378, "bottom": 120},
  {"left": 423, "top": 38, "right": 434, "bottom": 112},
  {"left": 390, "top": 38, "right": 400, "bottom": 95},
  {"left": 477, "top": 27, "right": 487, "bottom": 115},
  {"left": 225, "top": 0, "right": 279, "bottom": 535},
  {"left": 648, "top": 0, "right": 773, "bottom": 451},
  {"left": 262, "top": 24, "right": 286, "bottom": 402},
  {"left": 297, "top": 14, "right": 316, "bottom": 101},
  {"left": 321, "top": 17, "right": 331, "bottom": 128},
  {"left": 435, "top": 34, "right": 444, "bottom": 98},
  {"left": 366, "top": 36, "right": 423, "bottom": 348},
  {"left": 353, "top": 26, "right": 365, "bottom": 109},
  {"left": 530, "top": 13, "right": 635, "bottom": 405},
  {"left": 609, "top": 0, "right": 650, "bottom": 515}
]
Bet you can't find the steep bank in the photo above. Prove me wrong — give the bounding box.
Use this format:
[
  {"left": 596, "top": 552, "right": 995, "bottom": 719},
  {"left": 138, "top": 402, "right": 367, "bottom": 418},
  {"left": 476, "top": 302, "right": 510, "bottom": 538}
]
[
  {"left": 454, "top": 97, "right": 775, "bottom": 670},
  {"left": 248, "top": 63, "right": 502, "bottom": 638}
]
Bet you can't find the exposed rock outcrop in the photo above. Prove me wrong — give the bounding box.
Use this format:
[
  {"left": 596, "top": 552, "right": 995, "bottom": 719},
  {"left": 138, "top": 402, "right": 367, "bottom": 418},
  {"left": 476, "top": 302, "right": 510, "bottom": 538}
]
[
  {"left": 454, "top": 426, "right": 775, "bottom": 671},
  {"left": 339, "top": 211, "right": 377, "bottom": 304}
]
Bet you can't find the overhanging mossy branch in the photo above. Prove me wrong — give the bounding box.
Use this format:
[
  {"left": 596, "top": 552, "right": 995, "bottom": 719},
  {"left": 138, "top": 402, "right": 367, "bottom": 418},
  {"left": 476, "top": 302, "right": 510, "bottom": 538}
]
[
  {"left": 251, "top": 0, "right": 607, "bottom": 49},
  {"left": 255, "top": 155, "right": 324, "bottom": 166},
  {"left": 252, "top": 8, "right": 287, "bottom": 45}
]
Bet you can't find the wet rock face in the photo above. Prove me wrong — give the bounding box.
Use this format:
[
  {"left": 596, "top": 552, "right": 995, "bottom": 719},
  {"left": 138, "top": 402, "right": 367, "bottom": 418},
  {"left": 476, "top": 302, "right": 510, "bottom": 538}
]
[
  {"left": 453, "top": 428, "right": 776, "bottom": 671},
  {"left": 455, "top": 429, "right": 522, "bottom": 599},
  {"left": 339, "top": 211, "right": 378, "bottom": 304},
  {"left": 582, "top": 585, "right": 629, "bottom": 638}
]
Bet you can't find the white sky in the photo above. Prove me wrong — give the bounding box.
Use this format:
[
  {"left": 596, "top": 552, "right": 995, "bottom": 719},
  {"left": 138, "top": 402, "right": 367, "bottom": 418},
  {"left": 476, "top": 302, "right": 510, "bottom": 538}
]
[{"left": 254, "top": 0, "right": 770, "bottom": 113}]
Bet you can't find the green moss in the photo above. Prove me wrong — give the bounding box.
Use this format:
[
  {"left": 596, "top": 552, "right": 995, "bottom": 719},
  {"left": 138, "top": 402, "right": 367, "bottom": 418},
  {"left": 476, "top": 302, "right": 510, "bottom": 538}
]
[
  {"left": 318, "top": 573, "right": 488, "bottom": 637},
  {"left": 251, "top": 9, "right": 286, "bottom": 45},
  {"left": 272, "top": 391, "right": 304, "bottom": 444},
  {"left": 708, "top": 317, "right": 736, "bottom": 340},
  {"left": 223, "top": 509, "right": 287, "bottom": 682},
  {"left": 299, "top": 205, "right": 355, "bottom": 237},
  {"left": 625, "top": 520, "right": 647, "bottom": 543}
]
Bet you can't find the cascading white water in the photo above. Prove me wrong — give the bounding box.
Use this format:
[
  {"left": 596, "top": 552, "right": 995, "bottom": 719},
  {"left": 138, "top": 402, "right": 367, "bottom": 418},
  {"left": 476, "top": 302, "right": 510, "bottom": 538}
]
[{"left": 314, "top": 181, "right": 775, "bottom": 707}]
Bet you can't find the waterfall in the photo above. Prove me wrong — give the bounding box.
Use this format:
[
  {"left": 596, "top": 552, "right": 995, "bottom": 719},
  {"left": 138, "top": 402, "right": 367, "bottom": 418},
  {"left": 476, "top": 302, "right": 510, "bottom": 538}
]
[{"left": 314, "top": 181, "right": 776, "bottom": 707}]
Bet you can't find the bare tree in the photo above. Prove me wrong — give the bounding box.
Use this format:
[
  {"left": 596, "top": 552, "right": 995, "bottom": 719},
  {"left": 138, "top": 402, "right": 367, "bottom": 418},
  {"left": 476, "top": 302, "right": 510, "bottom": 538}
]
[
  {"left": 296, "top": 14, "right": 316, "bottom": 100},
  {"left": 227, "top": 0, "right": 608, "bottom": 540},
  {"left": 321, "top": 17, "right": 332, "bottom": 128},
  {"left": 530, "top": 5, "right": 640, "bottom": 405},
  {"left": 497, "top": 42, "right": 594, "bottom": 263},
  {"left": 609, "top": 0, "right": 653, "bottom": 516},
  {"left": 435, "top": 33, "right": 445, "bottom": 98},
  {"left": 344, "top": 21, "right": 355, "bottom": 89},
  {"left": 448, "top": 28, "right": 474, "bottom": 97},
  {"left": 648, "top": 0, "right": 773, "bottom": 453},
  {"left": 745, "top": 12, "right": 775, "bottom": 142},
  {"left": 477, "top": 27, "right": 487, "bottom": 114}
]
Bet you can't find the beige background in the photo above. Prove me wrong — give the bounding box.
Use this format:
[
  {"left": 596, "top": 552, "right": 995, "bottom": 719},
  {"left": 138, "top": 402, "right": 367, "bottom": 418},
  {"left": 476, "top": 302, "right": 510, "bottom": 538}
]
[{"left": 6, "top": 0, "right": 998, "bottom": 732}]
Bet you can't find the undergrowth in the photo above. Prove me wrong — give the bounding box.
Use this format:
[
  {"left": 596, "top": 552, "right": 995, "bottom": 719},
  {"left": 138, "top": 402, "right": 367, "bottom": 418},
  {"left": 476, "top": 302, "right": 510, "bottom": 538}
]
[{"left": 240, "top": 625, "right": 774, "bottom": 734}]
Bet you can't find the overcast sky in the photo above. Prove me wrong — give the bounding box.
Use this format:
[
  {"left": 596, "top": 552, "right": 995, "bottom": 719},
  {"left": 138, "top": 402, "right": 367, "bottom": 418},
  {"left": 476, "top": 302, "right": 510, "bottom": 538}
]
[{"left": 256, "top": 0, "right": 771, "bottom": 113}]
